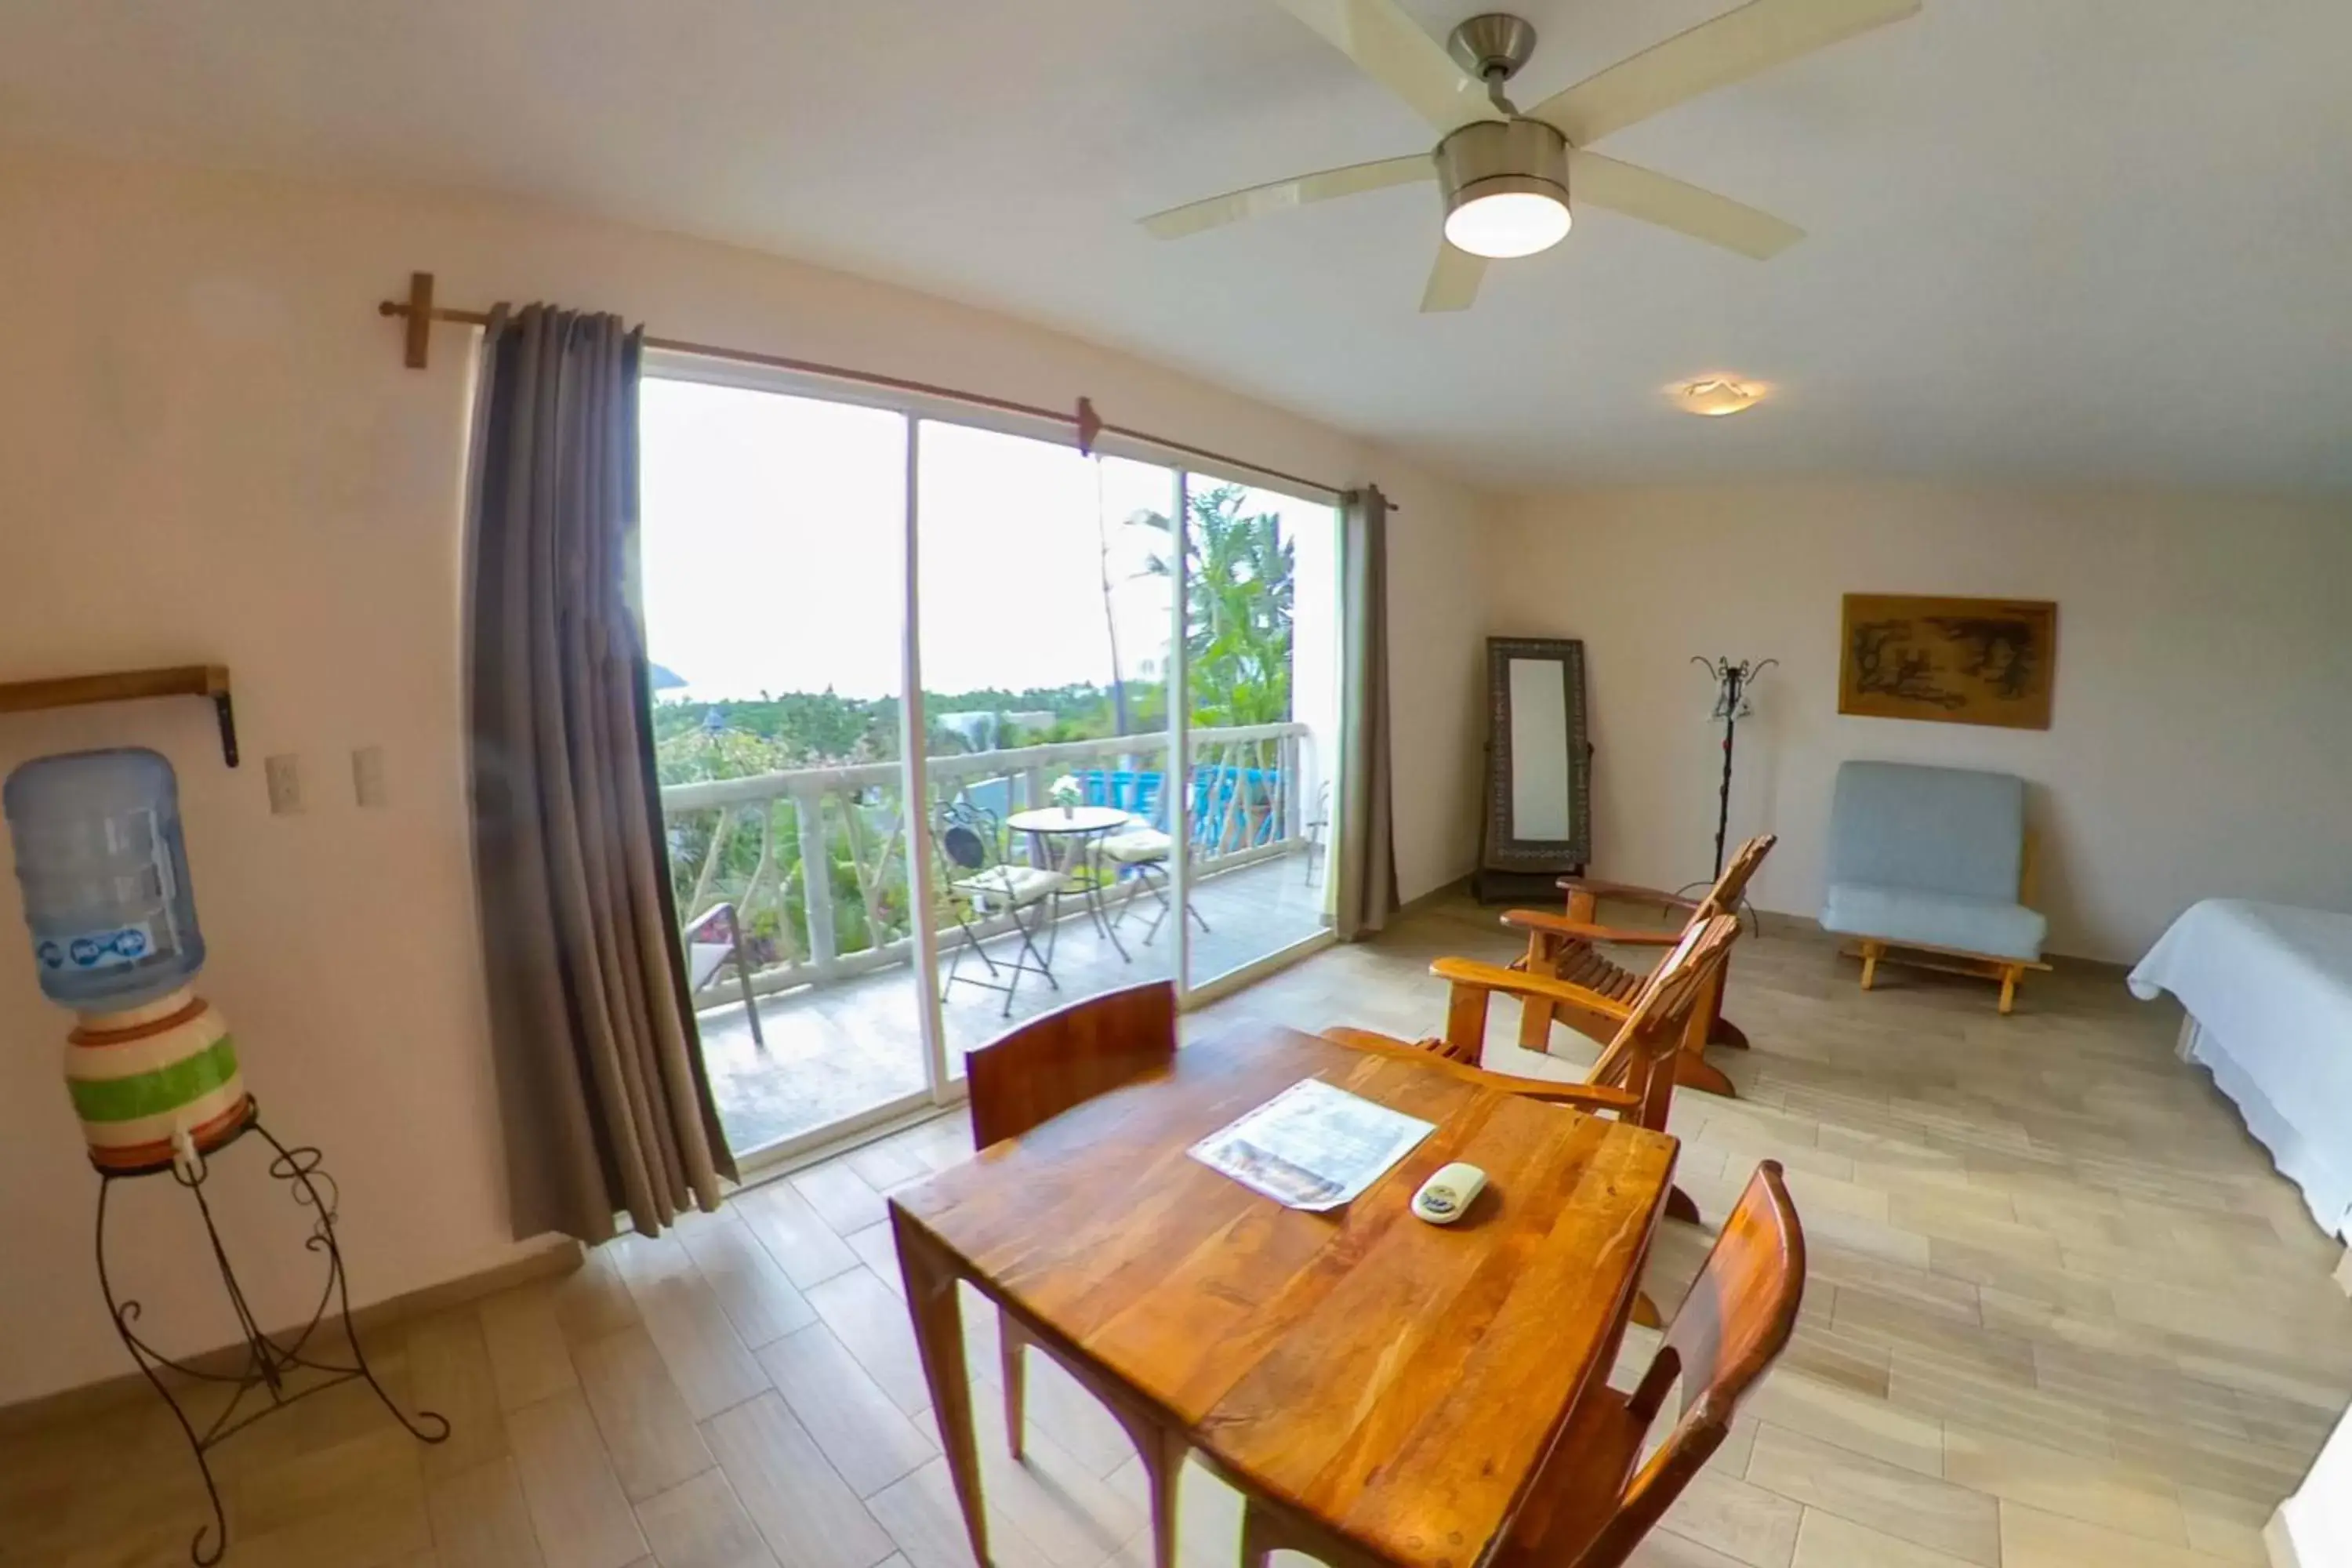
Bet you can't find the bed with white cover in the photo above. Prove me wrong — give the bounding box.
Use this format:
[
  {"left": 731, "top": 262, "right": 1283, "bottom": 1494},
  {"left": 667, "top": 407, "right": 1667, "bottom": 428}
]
[{"left": 2129, "top": 898, "right": 2352, "bottom": 1240}]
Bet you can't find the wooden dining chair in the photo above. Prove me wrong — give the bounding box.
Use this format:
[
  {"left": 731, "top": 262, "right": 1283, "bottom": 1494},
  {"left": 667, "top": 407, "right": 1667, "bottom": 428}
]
[
  {"left": 1236, "top": 1163, "right": 1802, "bottom": 1568},
  {"left": 964, "top": 980, "right": 1189, "bottom": 1568},
  {"left": 1487, "top": 1161, "right": 1805, "bottom": 1568},
  {"left": 1501, "top": 834, "right": 1777, "bottom": 1099}
]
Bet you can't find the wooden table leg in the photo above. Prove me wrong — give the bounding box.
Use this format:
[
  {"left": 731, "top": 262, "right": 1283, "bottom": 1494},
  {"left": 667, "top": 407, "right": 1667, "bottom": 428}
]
[{"left": 893, "top": 1207, "right": 990, "bottom": 1567}]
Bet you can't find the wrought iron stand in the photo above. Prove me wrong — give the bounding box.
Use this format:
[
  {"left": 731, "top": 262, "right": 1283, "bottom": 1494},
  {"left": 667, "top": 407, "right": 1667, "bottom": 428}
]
[{"left": 93, "top": 1102, "right": 448, "bottom": 1565}]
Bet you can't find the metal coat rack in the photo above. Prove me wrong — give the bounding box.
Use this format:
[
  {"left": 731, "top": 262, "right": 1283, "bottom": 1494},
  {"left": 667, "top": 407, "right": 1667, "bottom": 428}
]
[{"left": 1676, "top": 656, "right": 1777, "bottom": 917}]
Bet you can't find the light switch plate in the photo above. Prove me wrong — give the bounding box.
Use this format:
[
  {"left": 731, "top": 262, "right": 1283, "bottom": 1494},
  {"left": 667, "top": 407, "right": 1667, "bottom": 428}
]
[
  {"left": 264, "top": 754, "right": 303, "bottom": 816},
  {"left": 352, "top": 746, "right": 387, "bottom": 808}
]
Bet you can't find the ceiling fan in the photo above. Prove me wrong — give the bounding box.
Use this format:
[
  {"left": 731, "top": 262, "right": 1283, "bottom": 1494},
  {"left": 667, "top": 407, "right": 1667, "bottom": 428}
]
[{"left": 1142, "top": 0, "right": 1921, "bottom": 311}]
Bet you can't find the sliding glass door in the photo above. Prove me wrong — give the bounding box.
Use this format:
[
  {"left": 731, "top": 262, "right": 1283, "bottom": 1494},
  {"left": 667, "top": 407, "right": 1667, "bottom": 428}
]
[
  {"left": 1178, "top": 482, "right": 1341, "bottom": 992},
  {"left": 914, "top": 422, "right": 1177, "bottom": 1072},
  {"left": 638, "top": 360, "right": 1347, "bottom": 1160},
  {"left": 639, "top": 379, "right": 927, "bottom": 1155}
]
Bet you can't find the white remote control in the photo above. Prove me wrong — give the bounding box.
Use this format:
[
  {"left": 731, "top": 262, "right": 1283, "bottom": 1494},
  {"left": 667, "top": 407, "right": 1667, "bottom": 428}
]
[{"left": 1411, "top": 1162, "right": 1487, "bottom": 1225}]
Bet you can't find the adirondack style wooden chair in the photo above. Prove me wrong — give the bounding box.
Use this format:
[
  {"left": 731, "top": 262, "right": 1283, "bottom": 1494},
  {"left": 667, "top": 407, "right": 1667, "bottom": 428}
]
[
  {"left": 1499, "top": 834, "right": 1777, "bottom": 1099},
  {"left": 1328, "top": 913, "right": 1741, "bottom": 1233}
]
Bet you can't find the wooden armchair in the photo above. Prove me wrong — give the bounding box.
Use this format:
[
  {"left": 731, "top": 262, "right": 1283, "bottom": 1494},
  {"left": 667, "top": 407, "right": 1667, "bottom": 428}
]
[
  {"left": 964, "top": 982, "right": 1189, "bottom": 1568},
  {"left": 1320, "top": 1025, "right": 1642, "bottom": 1119},
  {"left": 1490, "top": 1162, "right": 1805, "bottom": 1568},
  {"left": 1330, "top": 914, "right": 1740, "bottom": 1229},
  {"left": 1501, "top": 833, "right": 1777, "bottom": 1099}
]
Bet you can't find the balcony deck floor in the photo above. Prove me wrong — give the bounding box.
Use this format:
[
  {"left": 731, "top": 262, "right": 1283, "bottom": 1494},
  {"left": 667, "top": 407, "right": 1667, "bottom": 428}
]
[{"left": 697, "top": 851, "right": 1331, "bottom": 1154}]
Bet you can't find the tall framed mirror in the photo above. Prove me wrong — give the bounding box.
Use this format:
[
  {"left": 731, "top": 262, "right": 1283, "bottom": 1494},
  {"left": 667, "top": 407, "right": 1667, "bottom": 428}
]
[{"left": 1474, "top": 637, "right": 1592, "bottom": 902}]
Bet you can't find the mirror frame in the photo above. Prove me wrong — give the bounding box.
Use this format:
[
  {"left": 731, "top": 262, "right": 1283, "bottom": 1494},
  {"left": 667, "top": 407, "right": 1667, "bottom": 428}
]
[{"left": 1480, "top": 636, "right": 1592, "bottom": 875}]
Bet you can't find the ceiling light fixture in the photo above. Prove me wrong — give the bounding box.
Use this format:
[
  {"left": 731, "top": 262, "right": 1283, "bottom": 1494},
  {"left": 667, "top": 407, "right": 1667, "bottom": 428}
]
[
  {"left": 1436, "top": 118, "right": 1570, "bottom": 260},
  {"left": 1675, "top": 377, "right": 1766, "bottom": 416}
]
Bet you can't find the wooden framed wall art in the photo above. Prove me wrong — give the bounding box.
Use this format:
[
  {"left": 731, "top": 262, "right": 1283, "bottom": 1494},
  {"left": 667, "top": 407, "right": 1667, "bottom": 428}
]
[{"left": 1838, "top": 594, "right": 2057, "bottom": 730}]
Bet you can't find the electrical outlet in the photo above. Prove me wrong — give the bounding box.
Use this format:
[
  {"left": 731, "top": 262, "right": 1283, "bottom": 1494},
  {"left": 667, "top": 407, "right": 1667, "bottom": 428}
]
[
  {"left": 264, "top": 754, "right": 303, "bottom": 816},
  {"left": 351, "top": 746, "right": 387, "bottom": 808}
]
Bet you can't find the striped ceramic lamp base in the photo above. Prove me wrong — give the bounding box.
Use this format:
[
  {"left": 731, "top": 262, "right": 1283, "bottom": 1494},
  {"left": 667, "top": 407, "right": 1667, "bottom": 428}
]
[{"left": 65, "top": 987, "right": 252, "bottom": 1175}]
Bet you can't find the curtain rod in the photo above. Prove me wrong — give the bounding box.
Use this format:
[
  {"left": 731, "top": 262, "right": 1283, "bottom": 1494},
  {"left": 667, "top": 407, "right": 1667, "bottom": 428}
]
[{"left": 377, "top": 272, "right": 1351, "bottom": 501}]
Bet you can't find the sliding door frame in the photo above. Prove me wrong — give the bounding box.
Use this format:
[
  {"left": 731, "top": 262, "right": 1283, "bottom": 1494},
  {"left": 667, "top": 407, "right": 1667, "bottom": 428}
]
[{"left": 643, "top": 349, "right": 1344, "bottom": 1154}]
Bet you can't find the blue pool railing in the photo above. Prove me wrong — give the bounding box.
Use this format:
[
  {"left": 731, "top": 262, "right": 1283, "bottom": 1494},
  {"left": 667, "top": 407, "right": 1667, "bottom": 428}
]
[{"left": 1074, "top": 764, "right": 1283, "bottom": 851}]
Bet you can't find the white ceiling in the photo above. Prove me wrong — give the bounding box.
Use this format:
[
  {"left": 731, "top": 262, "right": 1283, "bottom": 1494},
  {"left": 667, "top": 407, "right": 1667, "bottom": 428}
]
[{"left": 5, "top": 0, "right": 2350, "bottom": 495}]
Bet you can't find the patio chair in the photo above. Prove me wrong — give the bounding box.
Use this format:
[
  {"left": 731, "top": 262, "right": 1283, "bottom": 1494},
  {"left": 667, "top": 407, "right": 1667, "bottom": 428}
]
[
  {"left": 682, "top": 901, "right": 764, "bottom": 1051},
  {"left": 938, "top": 799, "right": 1067, "bottom": 1017},
  {"left": 1101, "top": 818, "right": 1210, "bottom": 945}
]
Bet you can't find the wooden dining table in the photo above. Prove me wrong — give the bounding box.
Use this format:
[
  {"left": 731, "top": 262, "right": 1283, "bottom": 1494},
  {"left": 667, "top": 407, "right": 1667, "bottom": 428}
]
[{"left": 888, "top": 1021, "right": 1679, "bottom": 1568}]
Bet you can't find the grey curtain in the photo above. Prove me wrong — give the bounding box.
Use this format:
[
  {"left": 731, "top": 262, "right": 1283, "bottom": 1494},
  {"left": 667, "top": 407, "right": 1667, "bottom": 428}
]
[
  {"left": 466, "top": 303, "right": 735, "bottom": 1245},
  {"left": 1334, "top": 485, "right": 1397, "bottom": 940}
]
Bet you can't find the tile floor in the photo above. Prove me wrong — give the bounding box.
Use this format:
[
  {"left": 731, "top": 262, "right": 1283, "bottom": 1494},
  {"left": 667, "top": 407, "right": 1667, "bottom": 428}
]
[{"left": 8, "top": 890, "right": 2350, "bottom": 1568}]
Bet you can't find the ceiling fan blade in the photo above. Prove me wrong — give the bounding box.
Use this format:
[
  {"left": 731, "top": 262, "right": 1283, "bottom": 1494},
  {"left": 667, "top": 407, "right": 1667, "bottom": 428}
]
[
  {"left": 1530, "top": 0, "right": 1920, "bottom": 147},
  {"left": 1570, "top": 151, "right": 1804, "bottom": 259},
  {"left": 1142, "top": 154, "right": 1434, "bottom": 240},
  {"left": 1420, "top": 241, "right": 1486, "bottom": 313},
  {"left": 1271, "top": 0, "right": 1502, "bottom": 132}
]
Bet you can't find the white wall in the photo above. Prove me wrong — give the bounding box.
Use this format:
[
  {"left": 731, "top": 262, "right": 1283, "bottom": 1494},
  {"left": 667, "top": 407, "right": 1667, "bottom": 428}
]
[
  {"left": 0, "top": 147, "right": 1497, "bottom": 1405},
  {"left": 1385, "top": 475, "right": 1496, "bottom": 902},
  {"left": 1494, "top": 481, "right": 2352, "bottom": 962}
]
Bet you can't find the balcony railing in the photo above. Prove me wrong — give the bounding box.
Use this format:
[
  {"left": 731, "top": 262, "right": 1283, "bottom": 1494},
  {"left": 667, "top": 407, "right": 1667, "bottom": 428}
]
[{"left": 662, "top": 722, "right": 1316, "bottom": 1007}]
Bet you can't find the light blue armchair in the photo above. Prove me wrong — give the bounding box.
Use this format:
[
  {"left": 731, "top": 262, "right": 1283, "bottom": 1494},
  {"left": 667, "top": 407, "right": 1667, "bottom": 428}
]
[{"left": 1820, "top": 761, "right": 2049, "bottom": 1013}]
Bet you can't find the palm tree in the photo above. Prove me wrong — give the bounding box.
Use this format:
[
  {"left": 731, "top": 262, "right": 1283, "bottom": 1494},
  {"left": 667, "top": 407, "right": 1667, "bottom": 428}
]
[
  {"left": 1132, "top": 485, "right": 1294, "bottom": 726},
  {"left": 1133, "top": 485, "right": 1296, "bottom": 853}
]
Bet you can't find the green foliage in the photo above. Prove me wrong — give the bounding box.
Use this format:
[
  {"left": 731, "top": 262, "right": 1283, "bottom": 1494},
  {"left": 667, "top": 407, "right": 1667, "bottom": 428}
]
[
  {"left": 1134, "top": 485, "right": 1295, "bottom": 728},
  {"left": 651, "top": 691, "right": 896, "bottom": 770},
  {"left": 655, "top": 487, "right": 1298, "bottom": 974}
]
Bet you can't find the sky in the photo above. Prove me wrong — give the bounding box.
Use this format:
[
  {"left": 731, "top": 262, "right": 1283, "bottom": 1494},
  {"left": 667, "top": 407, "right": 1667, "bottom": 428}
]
[{"left": 638, "top": 376, "right": 1328, "bottom": 703}]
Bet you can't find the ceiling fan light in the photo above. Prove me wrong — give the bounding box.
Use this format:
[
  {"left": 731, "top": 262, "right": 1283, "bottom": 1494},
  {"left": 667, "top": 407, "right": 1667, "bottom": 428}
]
[
  {"left": 1675, "top": 377, "right": 1767, "bottom": 416},
  {"left": 1435, "top": 118, "right": 1572, "bottom": 260},
  {"left": 1444, "top": 190, "right": 1571, "bottom": 259}
]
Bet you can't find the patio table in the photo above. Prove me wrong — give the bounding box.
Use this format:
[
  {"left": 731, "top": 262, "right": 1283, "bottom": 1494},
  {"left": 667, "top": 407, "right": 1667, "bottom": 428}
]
[{"left": 1005, "top": 804, "right": 1134, "bottom": 962}]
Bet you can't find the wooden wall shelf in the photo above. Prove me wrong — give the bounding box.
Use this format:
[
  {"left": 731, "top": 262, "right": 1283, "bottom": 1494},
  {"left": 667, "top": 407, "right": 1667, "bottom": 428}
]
[{"left": 0, "top": 666, "right": 238, "bottom": 766}]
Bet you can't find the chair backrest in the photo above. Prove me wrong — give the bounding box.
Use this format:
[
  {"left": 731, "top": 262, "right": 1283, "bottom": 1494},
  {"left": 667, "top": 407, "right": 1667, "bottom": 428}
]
[
  {"left": 966, "top": 981, "right": 1178, "bottom": 1149},
  {"left": 1584, "top": 915, "right": 1741, "bottom": 1124},
  {"left": 683, "top": 902, "right": 744, "bottom": 991},
  {"left": 1690, "top": 834, "right": 1777, "bottom": 922},
  {"left": 938, "top": 798, "right": 1000, "bottom": 873},
  {"left": 1421, "top": 914, "right": 1738, "bottom": 1131},
  {"left": 1827, "top": 761, "right": 2024, "bottom": 901},
  {"left": 1568, "top": 1162, "right": 1805, "bottom": 1568}
]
